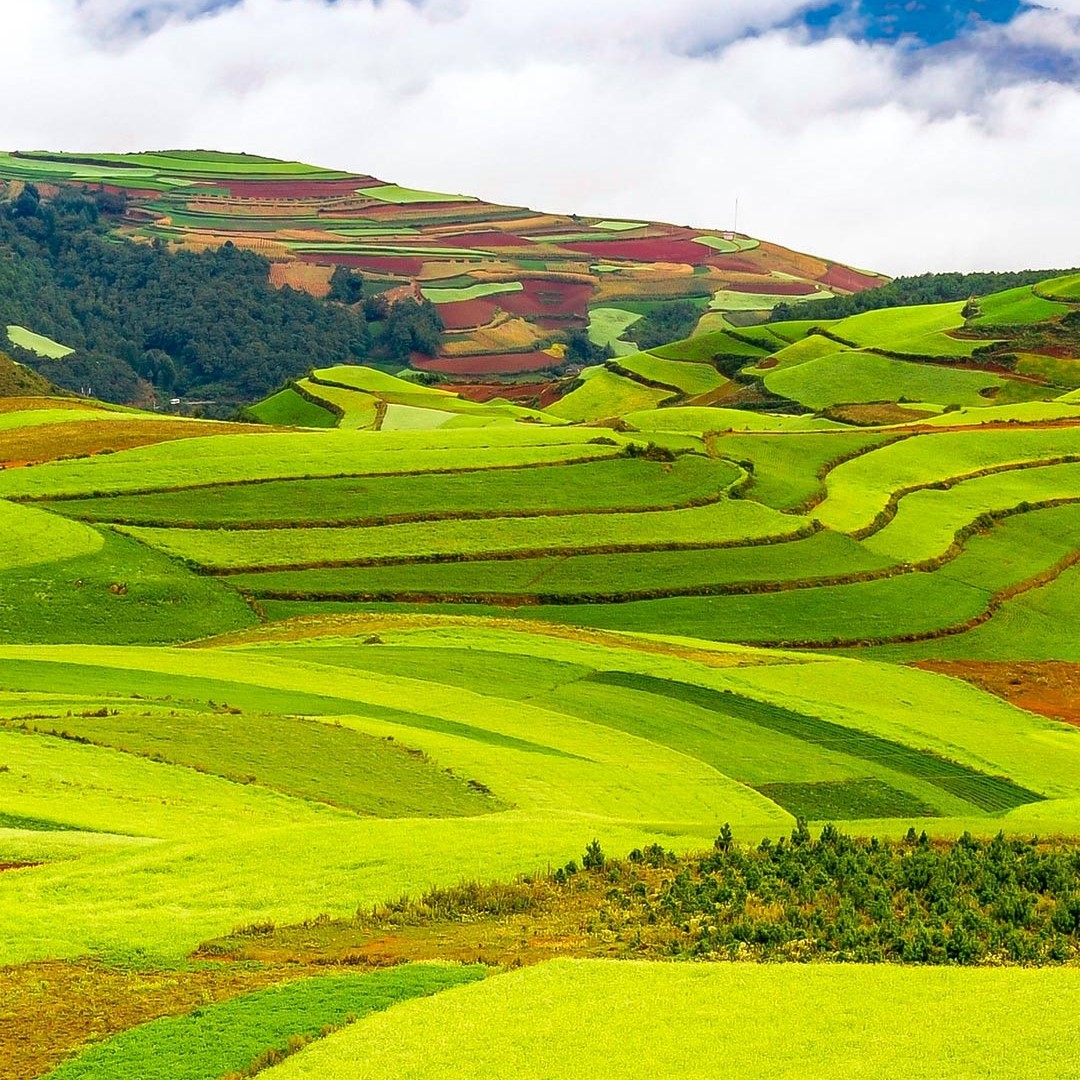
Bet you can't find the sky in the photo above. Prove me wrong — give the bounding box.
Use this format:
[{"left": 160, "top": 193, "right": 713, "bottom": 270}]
[{"left": 3, "top": 1, "right": 1080, "bottom": 275}]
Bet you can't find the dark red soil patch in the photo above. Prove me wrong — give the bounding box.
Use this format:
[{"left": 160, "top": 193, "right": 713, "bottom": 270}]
[
  {"left": 563, "top": 238, "right": 714, "bottom": 264},
  {"left": 828, "top": 403, "right": 937, "bottom": 426},
  {"left": 1028, "top": 346, "right": 1078, "bottom": 360},
  {"left": 0, "top": 862, "right": 39, "bottom": 872},
  {"left": 728, "top": 280, "right": 816, "bottom": 296},
  {"left": 914, "top": 661, "right": 1080, "bottom": 728},
  {"left": 219, "top": 177, "right": 378, "bottom": 200},
  {"left": 500, "top": 280, "right": 595, "bottom": 318},
  {"left": 756, "top": 357, "right": 779, "bottom": 369},
  {"left": 434, "top": 299, "right": 500, "bottom": 330},
  {"left": 413, "top": 353, "right": 561, "bottom": 375},
  {"left": 441, "top": 382, "right": 556, "bottom": 404},
  {"left": 819, "top": 264, "right": 886, "bottom": 293},
  {"left": 99, "top": 184, "right": 163, "bottom": 201},
  {"left": 703, "top": 256, "right": 762, "bottom": 274},
  {"left": 299, "top": 253, "right": 423, "bottom": 276}
]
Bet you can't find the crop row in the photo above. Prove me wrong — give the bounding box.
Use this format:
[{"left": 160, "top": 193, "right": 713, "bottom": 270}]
[
  {"left": 49, "top": 456, "right": 740, "bottom": 529},
  {"left": 586, "top": 672, "right": 1044, "bottom": 813}
]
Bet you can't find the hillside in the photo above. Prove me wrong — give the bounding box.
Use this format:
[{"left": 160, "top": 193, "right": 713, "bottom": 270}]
[
  {"left": 0, "top": 150, "right": 887, "bottom": 407},
  {"left": 1, "top": 174, "right": 1079, "bottom": 1078}
]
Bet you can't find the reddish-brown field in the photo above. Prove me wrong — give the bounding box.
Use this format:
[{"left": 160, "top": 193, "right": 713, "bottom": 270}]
[
  {"left": 440, "top": 381, "right": 558, "bottom": 406},
  {"left": 500, "top": 279, "right": 596, "bottom": 318},
  {"left": 435, "top": 299, "right": 501, "bottom": 330},
  {"left": 564, "top": 237, "right": 713, "bottom": 264},
  {"left": 819, "top": 263, "right": 887, "bottom": 292},
  {"left": 412, "top": 352, "right": 561, "bottom": 375},
  {"left": 702, "top": 255, "right": 763, "bottom": 274},
  {"left": 299, "top": 253, "right": 424, "bottom": 276},
  {"left": 914, "top": 661, "right": 1080, "bottom": 728},
  {"left": 729, "top": 280, "right": 817, "bottom": 296}
]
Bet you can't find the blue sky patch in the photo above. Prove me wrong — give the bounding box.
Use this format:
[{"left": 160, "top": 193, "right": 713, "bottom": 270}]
[{"left": 799, "top": 1, "right": 1031, "bottom": 46}]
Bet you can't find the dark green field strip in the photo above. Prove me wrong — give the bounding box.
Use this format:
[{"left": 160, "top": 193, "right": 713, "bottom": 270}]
[
  {"left": 586, "top": 671, "right": 1044, "bottom": 813},
  {"left": 530, "top": 678, "right": 969, "bottom": 817},
  {"left": 11, "top": 710, "right": 500, "bottom": 819},
  {"left": 0, "top": 530, "right": 255, "bottom": 646},
  {"left": 0, "top": 659, "right": 582, "bottom": 761},
  {"left": 45, "top": 966, "right": 487, "bottom": 1080},
  {"left": 257, "top": 645, "right": 594, "bottom": 701},
  {"left": 227, "top": 532, "right": 894, "bottom": 603},
  {"left": 0, "top": 811, "right": 89, "bottom": 832},
  {"left": 711, "top": 430, "right": 906, "bottom": 511},
  {"left": 754, "top": 780, "right": 939, "bottom": 821},
  {"left": 48, "top": 456, "right": 738, "bottom": 527}
]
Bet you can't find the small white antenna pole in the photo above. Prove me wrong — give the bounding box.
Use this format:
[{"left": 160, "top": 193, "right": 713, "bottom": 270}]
[{"left": 733, "top": 197, "right": 739, "bottom": 237}]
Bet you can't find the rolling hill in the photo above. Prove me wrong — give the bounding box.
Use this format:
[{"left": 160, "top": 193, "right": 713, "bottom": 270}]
[
  {"left": 1, "top": 167, "right": 1079, "bottom": 1080},
  {"left": 0, "top": 149, "right": 887, "bottom": 408}
]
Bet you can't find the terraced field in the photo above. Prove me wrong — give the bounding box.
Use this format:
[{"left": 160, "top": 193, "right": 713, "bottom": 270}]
[
  {"left": 2, "top": 182, "right": 1080, "bottom": 1078},
  {"left": 0, "top": 150, "right": 888, "bottom": 383}
]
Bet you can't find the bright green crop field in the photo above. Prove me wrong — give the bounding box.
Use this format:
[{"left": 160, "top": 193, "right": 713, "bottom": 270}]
[
  {"left": 258, "top": 960, "right": 1080, "bottom": 1080},
  {"left": 2, "top": 248, "right": 1080, "bottom": 1079}
]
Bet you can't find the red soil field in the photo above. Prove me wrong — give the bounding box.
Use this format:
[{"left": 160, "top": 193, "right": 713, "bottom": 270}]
[
  {"left": 299, "top": 253, "right": 424, "bottom": 276},
  {"left": 100, "top": 184, "right": 164, "bottom": 201},
  {"left": 563, "top": 238, "right": 715, "bottom": 264},
  {"left": 499, "top": 280, "right": 595, "bottom": 317},
  {"left": 435, "top": 299, "right": 500, "bottom": 330},
  {"left": 702, "top": 256, "right": 762, "bottom": 274},
  {"left": 914, "top": 661, "right": 1080, "bottom": 728},
  {"left": 441, "top": 382, "right": 556, "bottom": 403},
  {"left": 412, "top": 352, "right": 561, "bottom": 375},
  {"left": 728, "top": 280, "right": 816, "bottom": 296},
  {"left": 819, "top": 264, "right": 886, "bottom": 293},
  {"left": 219, "top": 177, "right": 378, "bottom": 199}
]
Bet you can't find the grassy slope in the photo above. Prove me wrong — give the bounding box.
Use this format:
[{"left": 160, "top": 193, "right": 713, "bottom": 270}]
[{"left": 1, "top": 617, "right": 1074, "bottom": 963}]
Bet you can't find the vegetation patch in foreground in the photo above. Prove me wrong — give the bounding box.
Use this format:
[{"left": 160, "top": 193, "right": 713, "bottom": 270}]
[{"left": 210, "top": 827, "right": 1080, "bottom": 968}]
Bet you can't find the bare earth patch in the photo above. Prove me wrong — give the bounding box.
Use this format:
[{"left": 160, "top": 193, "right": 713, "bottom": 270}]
[{"left": 914, "top": 661, "right": 1080, "bottom": 727}]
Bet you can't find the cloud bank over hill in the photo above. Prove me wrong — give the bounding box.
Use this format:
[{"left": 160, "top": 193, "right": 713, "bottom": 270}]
[{"left": 3, "top": 0, "right": 1079, "bottom": 274}]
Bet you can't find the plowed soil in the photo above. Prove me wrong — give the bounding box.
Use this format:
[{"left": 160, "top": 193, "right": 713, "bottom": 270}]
[{"left": 914, "top": 661, "right": 1080, "bottom": 727}]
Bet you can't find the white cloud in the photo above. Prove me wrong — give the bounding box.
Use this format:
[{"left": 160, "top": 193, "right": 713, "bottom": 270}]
[{"left": 2, "top": 0, "right": 1079, "bottom": 274}]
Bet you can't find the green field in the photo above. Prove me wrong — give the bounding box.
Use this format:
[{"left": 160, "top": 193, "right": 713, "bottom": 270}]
[
  {"left": 614, "top": 353, "right": 727, "bottom": 396},
  {"left": 245, "top": 388, "right": 338, "bottom": 428},
  {"left": 6, "top": 325, "right": 75, "bottom": 359},
  {"left": 256, "top": 961, "right": 1080, "bottom": 1080},
  {"left": 48, "top": 455, "right": 739, "bottom": 526},
  {"left": 47, "top": 966, "right": 485, "bottom": 1080},
  {"left": 765, "top": 350, "right": 1007, "bottom": 409}
]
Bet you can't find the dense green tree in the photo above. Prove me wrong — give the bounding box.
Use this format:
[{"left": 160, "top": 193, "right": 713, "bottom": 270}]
[{"left": 0, "top": 189, "right": 375, "bottom": 404}]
